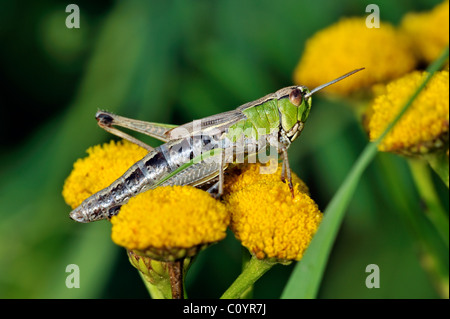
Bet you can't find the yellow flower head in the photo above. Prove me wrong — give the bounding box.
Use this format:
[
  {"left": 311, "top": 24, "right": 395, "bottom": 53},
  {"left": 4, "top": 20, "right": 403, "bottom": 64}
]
[
  {"left": 294, "top": 17, "right": 416, "bottom": 95},
  {"left": 224, "top": 163, "right": 322, "bottom": 262},
  {"left": 366, "top": 70, "right": 449, "bottom": 154},
  {"left": 62, "top": 140, "right": 147, "bottom": 209},
  {"left": 111, "top": 186, "right": 230, "bottom": 261},
  {"left": 401, "top": 0, "right": 449, "bottom": 64}
]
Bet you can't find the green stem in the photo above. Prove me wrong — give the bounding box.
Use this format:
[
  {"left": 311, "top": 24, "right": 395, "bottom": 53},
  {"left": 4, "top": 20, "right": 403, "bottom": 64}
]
[
  {"left": 408, "top": 158, "right": 449, "bottom": 248},
  {"left": 239, "top": 247, "right": 253, "bottom": 299},
  {"left": 379, "top": 156, "right": 449, "bottom": 298},
  {"left": 221, "top": 256, "right": 276, "bottom": 299},
  {"left": 168, "top": 259, "right": 184, "bottom": 299},
  {"left": 423, "top": 151, "right": 449, "bottom": 188}
]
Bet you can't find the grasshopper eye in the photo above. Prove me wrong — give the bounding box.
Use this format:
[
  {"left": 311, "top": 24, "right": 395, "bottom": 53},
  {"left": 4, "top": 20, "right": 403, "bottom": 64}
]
[{"left": 289, "top": 88, "right": 303, "bottom": 106}]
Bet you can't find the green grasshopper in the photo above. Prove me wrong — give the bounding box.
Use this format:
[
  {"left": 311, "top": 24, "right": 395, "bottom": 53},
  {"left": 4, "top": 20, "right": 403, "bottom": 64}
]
[{"left": 69, "top": 68, "right": 364, "bottom": 223}]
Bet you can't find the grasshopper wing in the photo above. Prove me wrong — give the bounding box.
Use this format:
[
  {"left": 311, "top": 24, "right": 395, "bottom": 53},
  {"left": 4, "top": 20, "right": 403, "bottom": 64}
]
[
  {"left": 165, "top": 91, "right": 278, "bottom": 140},
  {"left": 165, "top": 109, "right": 247, "bottom": 140}
]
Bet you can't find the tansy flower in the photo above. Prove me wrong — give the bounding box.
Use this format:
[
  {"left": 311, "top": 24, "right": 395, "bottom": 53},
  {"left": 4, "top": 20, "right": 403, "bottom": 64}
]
[
  {"left": 366, "top": 70, "right": 449, "bottom": 155},
  {"left": 293, "top": 17, "right": 416, "bottom": 95},
  {"left": 223, "top": 163, "right": 322, "bottom": 262},
  {"left": 111, "top": 186, "right": 230, "bottom": 261},
  {"left": 401, "top": 0, "right": 449, "bottom": 64},
  {"left": 111, "top": 186, "right": 230, "bottom": 298},
  {"left": 62, "top": 140, "right": 147, "bottom": 209},
  {"left": 62, "top": 140, "right": 230, "bottom": 298},
  {"left": 62, "top": 139, "right": 230, "bottom": 259}
]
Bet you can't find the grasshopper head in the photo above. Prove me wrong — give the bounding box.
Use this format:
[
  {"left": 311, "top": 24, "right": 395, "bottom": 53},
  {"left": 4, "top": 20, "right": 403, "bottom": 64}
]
[
  {"left": 292, "top": 86, "right": 312, "bottom": 124},
  {"left": 276, "top": 86, "right": 312, "bottom": 142},
  {"left": 277, "top": 68, "right": 365, "bottom": 142}
]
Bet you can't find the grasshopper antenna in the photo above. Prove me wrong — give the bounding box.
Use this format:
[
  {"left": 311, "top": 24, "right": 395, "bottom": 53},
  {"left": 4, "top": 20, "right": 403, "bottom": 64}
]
[{"left": 304, "top": 68, "right": 365, "bottom": 98}]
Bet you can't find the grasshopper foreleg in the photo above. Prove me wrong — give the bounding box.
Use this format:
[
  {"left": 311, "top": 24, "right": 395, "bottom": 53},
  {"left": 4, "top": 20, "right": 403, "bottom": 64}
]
[
  {"left": 281, "top": 148, "right": 295, "bottom": 198},
  {"left": 206, "top": 181, "right": 220, "bottom": 196},
  {"left": 267, "top": 134, "right": 295, "bottom": 197}
]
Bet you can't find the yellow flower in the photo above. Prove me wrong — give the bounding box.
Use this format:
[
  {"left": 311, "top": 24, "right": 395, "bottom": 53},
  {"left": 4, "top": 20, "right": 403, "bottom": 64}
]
[
  {"left": 294, "top": 17, "right": 416, "bottom": 95},
  {"left": 366, "top": 70, "right": 449, "bottom": 154},
  {"left": 401, "top": 1, "right": 449, "bottom": 64},
  {"left": 111, "top": 186, "right": 230, "bottom": 261},
  {"left": 224, "top": 163, "right": 322, "bottom": 262},
  {"left": 62, "top": 140, "right": 147, "bottom": 209}
]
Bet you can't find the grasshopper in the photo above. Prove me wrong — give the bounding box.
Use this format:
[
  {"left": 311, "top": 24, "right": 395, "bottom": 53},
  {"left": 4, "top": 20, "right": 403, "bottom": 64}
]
[{"left": 69, "top": 68, "right": 364, "bottom": 223}]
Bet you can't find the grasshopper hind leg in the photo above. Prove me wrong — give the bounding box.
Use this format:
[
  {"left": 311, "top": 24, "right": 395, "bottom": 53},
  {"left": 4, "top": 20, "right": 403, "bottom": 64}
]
[
  {"left": 95, "top": 110, "right": 178, "bottom": 151},
  {"left": 96, "top": 112, "right": 154, "bottom": 151}
]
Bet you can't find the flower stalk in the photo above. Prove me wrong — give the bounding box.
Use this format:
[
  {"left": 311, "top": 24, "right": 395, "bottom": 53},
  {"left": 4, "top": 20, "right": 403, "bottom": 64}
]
[
  {"left": 221, "top": 256, "right": 277, "bottom": 299},
  {"left": 423, "top": 150, "right": 449, "bottom": 188},
  {"left": 408, "top": 158, "right": 449, "bottom": 247},
  {"left": 128, "top": 250, "right": 190, "bottom": 299},
  {"left": 167, "top": 259, "right": 184, "bottom": 299}
]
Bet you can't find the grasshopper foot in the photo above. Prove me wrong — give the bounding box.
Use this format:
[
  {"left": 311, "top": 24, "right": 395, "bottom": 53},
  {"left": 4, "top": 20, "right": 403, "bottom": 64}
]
[{"left": 206, "top": 181, "right": 222, "bottom": 199}]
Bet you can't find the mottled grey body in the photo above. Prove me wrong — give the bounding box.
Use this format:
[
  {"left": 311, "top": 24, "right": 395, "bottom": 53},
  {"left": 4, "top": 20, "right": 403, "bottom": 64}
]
[{"left": 70, "top": 132, "right": 230, "bottom": 223}]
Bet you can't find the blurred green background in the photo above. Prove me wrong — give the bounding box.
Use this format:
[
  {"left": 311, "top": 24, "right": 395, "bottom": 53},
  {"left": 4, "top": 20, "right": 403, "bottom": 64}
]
[{"left": 0, "top": 0, "right": 447, "bottom": 298}]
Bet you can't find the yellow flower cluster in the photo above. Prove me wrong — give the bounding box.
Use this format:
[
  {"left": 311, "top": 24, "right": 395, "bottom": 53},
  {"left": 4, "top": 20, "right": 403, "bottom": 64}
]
[
  {"left": 111, "top": 186, "right": 230, "bottom": 255},
  {"left": 366, "top": 70, "right": 449, "bottom": 154},
  {"left": 401, "top": 0, "right": 449, "bottom": 64},
  {"left": 223, "top": 163, "right": 322, "bottom": 262},
  {"left": 62, "top": 140, "right": 147, "bottom": 209},
  {"left": 292, "top": 2, "right": 449, "bottom": 156},
  {"left": 293, "top": 17, "right": 416, "bottom": 95}
]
